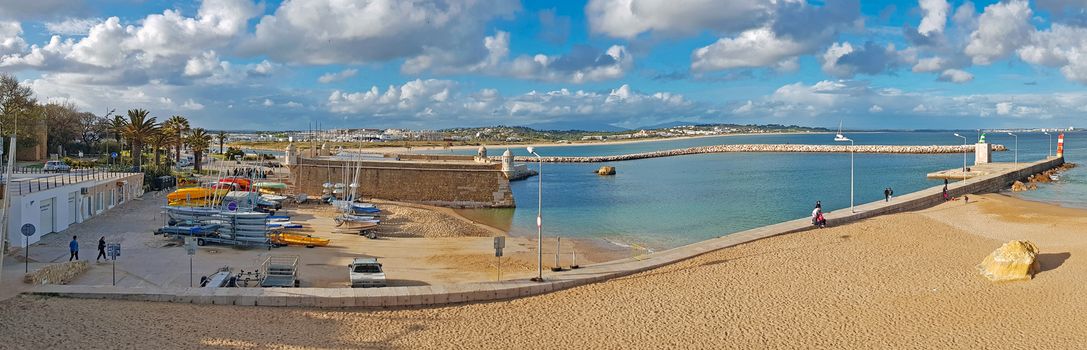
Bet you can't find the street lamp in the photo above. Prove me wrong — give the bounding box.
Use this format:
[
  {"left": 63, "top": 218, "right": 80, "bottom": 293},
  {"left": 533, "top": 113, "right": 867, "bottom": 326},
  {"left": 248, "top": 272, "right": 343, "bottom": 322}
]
[
  {"left": 954, "top": 133, "right": 968, "bottom": 179},
  {"left": 834, "top": 131, "right": 854, "bottom": 213},
  {"left": 1044, "top": 131, "right": 1052, "bottom": 158},
  {"left": 1007, "top": 132, "right": 1018, "bottom": 165},
  {"left": 527, "top": 146, "right": 544, "bottom": 282}
]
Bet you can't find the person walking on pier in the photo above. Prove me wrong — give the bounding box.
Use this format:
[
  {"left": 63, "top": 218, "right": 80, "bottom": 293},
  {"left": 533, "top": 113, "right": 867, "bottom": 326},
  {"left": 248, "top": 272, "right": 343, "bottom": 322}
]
[
  {"left": 888, "top": 187, "right": 893, "bottom": 200},
  {"left": 68, "top": 236, "right": 79, "bottom": 261},
  {"left": 884, "top": 188, "right": 891, "bottom": 202},
  {"left": 96, "top": 237, "right": 107, "bottom": 262}
]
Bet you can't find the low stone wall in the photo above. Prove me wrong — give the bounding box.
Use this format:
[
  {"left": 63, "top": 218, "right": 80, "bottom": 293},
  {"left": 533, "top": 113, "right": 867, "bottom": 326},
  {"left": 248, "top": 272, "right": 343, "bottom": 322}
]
[
  {"left": 24, "top": 261, "right": 89, "bottom": 285},
  {"left": 509, "top": 144, "right": 1008, "bottom": 163},
  {"left": 290, "top": 157, "right": 515, "bottom": 208}
]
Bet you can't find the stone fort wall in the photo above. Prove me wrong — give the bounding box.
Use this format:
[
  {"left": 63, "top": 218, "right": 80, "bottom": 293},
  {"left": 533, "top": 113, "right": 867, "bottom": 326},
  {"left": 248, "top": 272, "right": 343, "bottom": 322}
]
[{"left": 289, "top": 157, "right": 515, "bottom": 208}]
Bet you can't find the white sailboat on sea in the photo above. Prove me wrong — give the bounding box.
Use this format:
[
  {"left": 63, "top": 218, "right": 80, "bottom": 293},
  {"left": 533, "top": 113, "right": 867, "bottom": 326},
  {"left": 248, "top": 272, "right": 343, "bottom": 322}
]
[{"left": 834, "top": 121, "right": 850, "bottom": 141}]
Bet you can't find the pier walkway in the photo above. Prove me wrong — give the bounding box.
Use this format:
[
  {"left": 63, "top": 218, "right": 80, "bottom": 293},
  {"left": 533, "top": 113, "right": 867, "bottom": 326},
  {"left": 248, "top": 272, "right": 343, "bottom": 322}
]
[
  {"left": 505, "top": 144, "right": 1007, "bottom": 163},
  {"left": 27, "top": 157, "right": 1063, "bottom": 308}
]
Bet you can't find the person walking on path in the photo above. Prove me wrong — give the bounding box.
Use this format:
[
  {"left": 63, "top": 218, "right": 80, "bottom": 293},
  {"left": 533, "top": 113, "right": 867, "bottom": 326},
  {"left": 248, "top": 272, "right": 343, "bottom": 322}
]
[
  {"left": 69, "top": 236, "right": 79, "bottom": 261},
  {"left": 884, "top": 188, "right": 891, "bottom": 202},
  {"left": 96, "top": 237, "right": 107, "bottom": 262}
]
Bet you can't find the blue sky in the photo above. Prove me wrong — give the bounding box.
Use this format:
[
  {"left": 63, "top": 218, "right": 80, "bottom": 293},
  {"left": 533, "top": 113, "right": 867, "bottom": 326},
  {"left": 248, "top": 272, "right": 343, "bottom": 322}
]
[{"left": 1, "top": 0, "right": 1086, "bottom": 130}]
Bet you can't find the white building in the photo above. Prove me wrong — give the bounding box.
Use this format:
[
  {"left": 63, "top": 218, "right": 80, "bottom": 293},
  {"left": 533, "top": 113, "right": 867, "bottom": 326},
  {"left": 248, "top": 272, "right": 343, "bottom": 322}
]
[{"left": 4, "top": 170, "right": 144, "bottom": 246}]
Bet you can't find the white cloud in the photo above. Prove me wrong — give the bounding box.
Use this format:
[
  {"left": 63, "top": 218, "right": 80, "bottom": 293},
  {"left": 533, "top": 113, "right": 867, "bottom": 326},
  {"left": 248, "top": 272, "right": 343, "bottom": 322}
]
[
  {"left": 918, "top": 0, "right": 950, "bottom": 37},
  {"left": 692, "top": 28, "right": 808, "bottom": 72},
  {"left": 0, "top": 21, "right": 27, "bottom": 55},
  {"left": 181, "top": 98, "right": 205, "bottom": 110},
  {"left": 733, "top": 100, "right": 754, "bottom": 113},
  {"left": 243, "top": 0, "right": 518, "bottom": 65},
  {"left": 1018, "top": 24, "right": 1087, "bottom": 84},
  {"left": 125, "top": 0, "right": 260, "bottom": 58},
  {"left": 405, "top": 31, "right": 633, "bottom": 83},
  {"left": 912, "top": 56, "right": 948, "bottom": 73},
  {"left": 44, "top": 18, "right": 100, "bottom": 35},
  {"left": 262, "top": 99, "right": 274, "bottom": 107},
  {"left": 938, "top": 68, "right": 974, "bottom": 83},
  {"left": 688, "top": 1, "right": 859, "bottom": 72},
  {"left": 869, "top": 104, "right": 883, "bottom": 113},
  {"left": 585, "top": 0, "right": 773, "bottom": 38},
  {"left": 317, "top": 68, "right": 358, "bottom": 84},
  {"left": 912, "top": 104, "right": 928, "bottom": 112},
  {"left": 285, "top": 101, "right": 302, "bottom": 108},
  {"left": 996, "top": 101, "right": 1013, "bottom": 115},
  {"left": 964, "top": 0, "right": 1033, "bottom": 65},
  {"left": 821, "top": 41, "right": 908, "bottom": 78},
  {"left": 183, "top": 51, "right": 226, "bottom": 77}
]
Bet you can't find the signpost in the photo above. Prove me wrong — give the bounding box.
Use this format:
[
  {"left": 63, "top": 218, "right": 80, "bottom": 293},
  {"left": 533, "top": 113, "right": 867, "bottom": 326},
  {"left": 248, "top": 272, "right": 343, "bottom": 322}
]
[
  {"left": 493, "top": 236, "right": 505, "bottom": 281},
  {"left": 106, "top": 243, "right": 120, "bottom": 285},
  {"left": 20, "top": 224, "right": 35, "bottom": 273},
  {"left": 185, "top": 237, "right": 196, "bottom": 287}
]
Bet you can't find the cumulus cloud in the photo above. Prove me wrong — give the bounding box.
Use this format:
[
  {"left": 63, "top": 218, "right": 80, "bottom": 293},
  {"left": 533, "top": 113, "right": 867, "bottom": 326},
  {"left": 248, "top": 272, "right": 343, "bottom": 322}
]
[
  {"left": 242, "top": 0, "right": 519, "bottom": 65},
  {"left": 43, "top": 18, "right": 101, "bottom": 35},
  {"left": 690, "top": 0, "right": 860, "bottom": 72},
  {"left": 405, "top": 31, "right": 633, "bottom": 83},
  {"left": 938, "top": 68, "right": 974, "bottom": 83},
  {"left": 965, "top": 0, "right": 1033, "bottom": 65},
  {"left": 692, "top": 28, "right": 808, "bottom": 72},
  {"left": 586, "top": 0, "right": 774, "bottom": 38},
  {"left": 821, "top": 41, "right": 908, "bottom": 78},
  {"left": 1018, "top": 24, "right": 1087, "bottom": 84},
  {"left": 918, "top": 0, "right": 950, "bottom": 37},
  {"left": 181, "top": 98, "right": 205, "bottom": 110},
  {"left": 318, "top": 68, "right": 358, "bottom": 84},
  {"left": 0, "top": 21, "right": 27, "bottom": 55}
]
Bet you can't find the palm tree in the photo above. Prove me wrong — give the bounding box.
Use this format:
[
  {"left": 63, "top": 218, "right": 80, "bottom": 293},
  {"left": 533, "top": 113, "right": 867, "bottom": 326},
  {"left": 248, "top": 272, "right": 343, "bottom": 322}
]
[
  {"left": 165, "top": 115, "right": 189, "bottom": 165},
  {"left": 186, "top": 128, "right": 212, "bottom": 172},
  {"left": 216, "top": 130, "right": 227, "bottom": 154},
  {"left": 120, "top": 109, "right": 157, "bottom": 170},
  {"left": 147, "top": 126, "right": 169, "bottom": 167}
]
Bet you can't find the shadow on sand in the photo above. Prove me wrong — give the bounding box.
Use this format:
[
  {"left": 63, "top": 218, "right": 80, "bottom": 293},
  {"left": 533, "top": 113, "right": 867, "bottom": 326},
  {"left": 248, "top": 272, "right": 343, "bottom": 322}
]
[{"left": 1037, "top": 252, "right": 1071, "bottom": 273}]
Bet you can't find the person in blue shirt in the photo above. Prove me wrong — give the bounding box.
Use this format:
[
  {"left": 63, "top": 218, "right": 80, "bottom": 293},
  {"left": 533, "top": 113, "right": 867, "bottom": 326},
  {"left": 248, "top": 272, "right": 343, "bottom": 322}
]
[{"left": 69, "top": 236, "right": 79, "bottom": 261}]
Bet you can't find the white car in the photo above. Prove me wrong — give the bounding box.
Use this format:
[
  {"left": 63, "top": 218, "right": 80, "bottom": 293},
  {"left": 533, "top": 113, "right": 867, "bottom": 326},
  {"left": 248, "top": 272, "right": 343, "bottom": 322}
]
[
  {"left": 43, "top": 160, "right": 71, "bottom": 172},
  {"left": 349, "top": 257, "right": 386, "bottom": 288}
]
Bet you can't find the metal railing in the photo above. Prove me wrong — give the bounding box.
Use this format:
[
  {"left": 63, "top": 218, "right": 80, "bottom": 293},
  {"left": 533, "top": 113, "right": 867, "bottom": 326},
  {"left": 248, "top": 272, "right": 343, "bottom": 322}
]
[{"left": 0, "top": 167, "right": 138, "bottom": 196}]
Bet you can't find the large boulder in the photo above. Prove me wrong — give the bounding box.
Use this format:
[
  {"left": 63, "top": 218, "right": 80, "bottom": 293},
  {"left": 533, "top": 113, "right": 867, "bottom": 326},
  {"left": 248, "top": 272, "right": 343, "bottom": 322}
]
[
  {"left": 1011, "top": 181, "right": 1028, "bottom": 192},
  {"left": 596, "top": 166, "right": 616, "bottom": 176},
  {"left": 977, "top": 240, "right": 1041, "bottom": 282}
]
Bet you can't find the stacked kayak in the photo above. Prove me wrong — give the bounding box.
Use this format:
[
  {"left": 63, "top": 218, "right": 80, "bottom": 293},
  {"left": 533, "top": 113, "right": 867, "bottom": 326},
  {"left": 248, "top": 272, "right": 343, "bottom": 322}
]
[{"left": 167, "top": 187, "right": 228, "bottom": 206}]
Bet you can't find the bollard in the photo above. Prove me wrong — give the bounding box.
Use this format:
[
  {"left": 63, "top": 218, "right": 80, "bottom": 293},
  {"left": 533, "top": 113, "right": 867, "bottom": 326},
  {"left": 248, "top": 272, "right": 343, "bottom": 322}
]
[
  {"left": 551, "top": 237, "right": 563, "bottom": 272},
  {"left": 571, "top": 249, "right": 579, "bottom": 269}
]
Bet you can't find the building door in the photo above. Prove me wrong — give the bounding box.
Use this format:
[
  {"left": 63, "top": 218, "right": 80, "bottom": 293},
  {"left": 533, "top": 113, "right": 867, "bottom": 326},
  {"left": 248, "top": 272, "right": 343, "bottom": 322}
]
[
  {"left": 39, "top": 198, "right": 55, "bottom": 234},
  {"left": 67, "top": 193, "right": 77, "bottom": 225}
]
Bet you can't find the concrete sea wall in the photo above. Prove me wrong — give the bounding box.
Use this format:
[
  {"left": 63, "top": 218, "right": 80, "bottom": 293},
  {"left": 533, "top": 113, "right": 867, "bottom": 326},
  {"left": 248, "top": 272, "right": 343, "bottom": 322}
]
[
  {"left": 290, "top": 157, "right": 515, "bottom": 208},
  {"left": 509, "top": 144, "right": 1008, "bottom": 163}
]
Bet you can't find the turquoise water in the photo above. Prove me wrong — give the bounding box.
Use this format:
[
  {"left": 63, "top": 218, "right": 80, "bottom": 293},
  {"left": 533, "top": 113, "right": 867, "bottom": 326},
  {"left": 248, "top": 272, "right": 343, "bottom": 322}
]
[{"left": 453, "top": 131, "right": 1085, "bottom": 250}]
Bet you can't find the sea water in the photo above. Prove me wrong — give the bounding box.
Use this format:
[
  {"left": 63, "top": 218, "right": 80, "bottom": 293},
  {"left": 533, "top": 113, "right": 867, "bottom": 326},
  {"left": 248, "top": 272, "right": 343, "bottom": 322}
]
[{"left": 452, "top": 131, "right": 1085, "bottom": 250}]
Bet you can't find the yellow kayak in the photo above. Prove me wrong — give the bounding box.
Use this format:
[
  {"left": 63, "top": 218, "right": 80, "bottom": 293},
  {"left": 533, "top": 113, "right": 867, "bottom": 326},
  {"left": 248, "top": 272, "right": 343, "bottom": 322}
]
[
  {"left": 167, "top": 187, "right": 228, "bottom": 202},
  {"left": 271, "top": 233, "right": 330, "bottom": 247},
  {"left": 168, "top": 199, "right": 216, "bottom": 207}
]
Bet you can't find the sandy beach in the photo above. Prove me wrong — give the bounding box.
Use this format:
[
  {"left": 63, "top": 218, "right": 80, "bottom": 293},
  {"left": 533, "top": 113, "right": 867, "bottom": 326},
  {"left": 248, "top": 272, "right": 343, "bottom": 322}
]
[{"left": 0, "top": 193, "right": 1083, "bottom": 348}]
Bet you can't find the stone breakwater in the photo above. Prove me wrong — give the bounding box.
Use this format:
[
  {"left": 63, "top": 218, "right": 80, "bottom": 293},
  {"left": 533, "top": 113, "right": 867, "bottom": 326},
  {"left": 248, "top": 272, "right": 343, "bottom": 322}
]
[{"left": 504, "top": 144, "right": 1007, "bottom": 163}]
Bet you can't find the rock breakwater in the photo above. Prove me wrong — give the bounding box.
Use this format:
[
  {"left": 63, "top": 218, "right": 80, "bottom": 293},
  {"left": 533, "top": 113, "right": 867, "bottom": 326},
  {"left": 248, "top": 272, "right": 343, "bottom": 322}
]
[{"left": 504, "top": 144, "right": 1007, "bottom": 163}]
